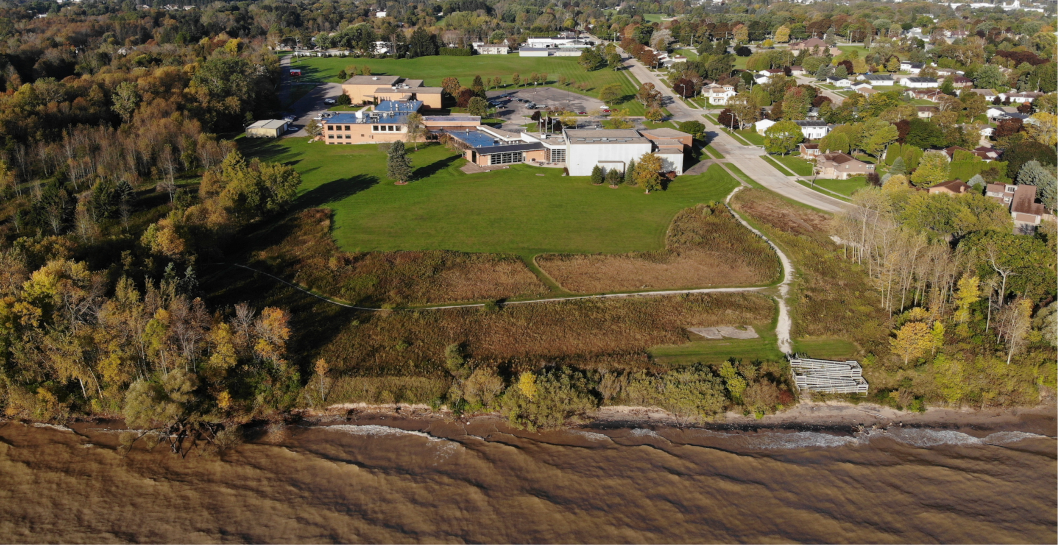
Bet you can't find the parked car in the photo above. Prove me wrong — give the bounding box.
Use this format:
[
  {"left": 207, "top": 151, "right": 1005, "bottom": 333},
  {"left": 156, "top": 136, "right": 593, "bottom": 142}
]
[
  {"left": 323, "top": 98, "right": 336, "bottom": 105},
  {"left": 578, "top": 111, "right": 587, "bottom": 115}
]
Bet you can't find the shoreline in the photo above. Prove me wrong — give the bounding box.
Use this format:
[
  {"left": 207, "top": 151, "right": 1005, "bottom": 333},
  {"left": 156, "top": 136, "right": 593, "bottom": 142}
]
[
  {"left": 302, "top": 400, "right": 1058, "bottom": 438},
  {"left": 15, "top": 400, "right": 1057, "bottom": 440}
]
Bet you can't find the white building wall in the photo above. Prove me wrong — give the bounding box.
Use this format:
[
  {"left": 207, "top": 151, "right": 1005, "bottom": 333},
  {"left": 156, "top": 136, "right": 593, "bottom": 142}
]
[
  {"left": 655, "top": 152, "right": 685, "bottom": 175},
  {"left": 566, "top": 142, "right": 653, "bottom": 176},
  {"left": 519, "top": 49, "right": 550, "bottom": 57},
  {"left": 800, "top": 126, "right": 831, "bottom": 139}
]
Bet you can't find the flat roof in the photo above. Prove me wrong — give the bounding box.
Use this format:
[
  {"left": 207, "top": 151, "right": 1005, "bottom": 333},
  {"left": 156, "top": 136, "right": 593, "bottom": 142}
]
[
  {"left": 247, "top": 119, "right": 287, "bottom": 129},
  {"left": 343, "top": 75, "right": 402, "bottom": 86},
  {"left": 376, "top": 100, "right": 422, "bottom": 112},
  {"left": 565, "top": 129, "right": 648, "bottom": 144},
  {"left": 448, "top": 129, "right": 510, "bottom": 148},
  {"left": 424, "top": 116, "right": 480, "bottom": 122}
]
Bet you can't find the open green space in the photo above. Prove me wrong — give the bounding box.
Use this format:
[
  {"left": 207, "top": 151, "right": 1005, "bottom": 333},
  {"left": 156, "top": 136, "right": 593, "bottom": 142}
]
[
  {"left": 239, "top": 138, "right": 741, "bottom": 257},
  {"left": 722, "top": 163, "right": 762, "bottom": 189},
  {"left": 650, "top": 324, "right": 784, "bottom": 365},
  {"left": 286, "top": 55, "right": 646, "bottom": 115},
  {"left": 792, "top": 338, "right": 860, "bottom": 360},
  {"left": 809, "top": 176, "right": 869, "bottom": 197},
  {"left": 761, "top": 155, "right": 795, "bottom": 176},
  {"left": 773, "top": 155, "right": 814, "bottom": 176},
  {"left": 735, "top": 129, "right": 764, "bottom": 146}
]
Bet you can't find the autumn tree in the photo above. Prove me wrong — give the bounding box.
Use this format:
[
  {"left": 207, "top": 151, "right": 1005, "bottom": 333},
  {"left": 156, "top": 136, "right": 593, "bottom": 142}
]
[
  {"left": 764, "top": 120, "right": 803, "bottom": 155},
  {"left": 633, "top": 152, "right": 663, "bottom": 193},
  {"left": 599, "top": 84, "right": 623, "bottom": 105},
  {"left": 405, "top": 112, "right": 425, "bottom": 151}
]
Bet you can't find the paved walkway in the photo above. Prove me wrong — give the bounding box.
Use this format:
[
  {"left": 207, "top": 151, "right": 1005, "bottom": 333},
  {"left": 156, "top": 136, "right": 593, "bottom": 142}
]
[{"left": 619, "top": 53, "right": 852, "bottom": 214}]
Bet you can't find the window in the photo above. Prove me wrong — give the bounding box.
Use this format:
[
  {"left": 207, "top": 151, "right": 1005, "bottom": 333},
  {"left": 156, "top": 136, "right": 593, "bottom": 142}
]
[
  {"left": 489, "top": 152, "right": 523, "bottom": 165},
  {"left": 372, "top": 125, "right": 379, "bottom": 131},
  {"left": 344, "top": 125, "right": 350, "bottom": 131},
  {"left": 550, "top": 149, "right": 566, "bottom": 163},
  {"left": 328, "top": 134, "right": 334, "bottom": 139}
]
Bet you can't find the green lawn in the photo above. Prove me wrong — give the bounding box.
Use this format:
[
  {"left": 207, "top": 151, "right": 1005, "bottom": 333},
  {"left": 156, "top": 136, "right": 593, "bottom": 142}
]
[
  {"left": 792, "top": 338, "right": 860, "bottom": 360},
  {"left": 772, "top": 155, "right": 814, "bottom": 176},
  {"left": 810, "top": 176, "right": 869, "bottom": 197},
  {"left": 722, "top": 163, "right": 760, "bottom": 188},
  {"left": 238, "top": 138, "right": 741, "bottom": 257},
  {"left": 761, "top": 155, "right": 795, "bottom": 176},
  {"left": 674, "top": 48, "right": 698, "bottom": 61},
  {"left": 287, "top": 55, "right": 646, "bottom": 115},
  {"left": 735, "top": 129, "right": 764, "bottom": 146}
]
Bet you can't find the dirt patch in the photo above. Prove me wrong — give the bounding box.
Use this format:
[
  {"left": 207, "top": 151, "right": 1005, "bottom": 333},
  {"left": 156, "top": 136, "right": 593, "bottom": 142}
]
[
  {"left": 688, "top": 326, "right": 759, "bottom": 340},
  {"left": 730, "top": 189, "right": 832, "bottom": 237},
  {"left": 537, "top": 204, "right": 781, "bottom": 294},
  {"left": 245, "top": 208, "right": 548, "bottom": 306}
]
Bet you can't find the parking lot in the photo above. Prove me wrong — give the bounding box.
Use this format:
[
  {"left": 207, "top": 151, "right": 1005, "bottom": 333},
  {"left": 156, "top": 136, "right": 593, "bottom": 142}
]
[{"left": 486, "top": 88, "right": 611, "bottom": 130}]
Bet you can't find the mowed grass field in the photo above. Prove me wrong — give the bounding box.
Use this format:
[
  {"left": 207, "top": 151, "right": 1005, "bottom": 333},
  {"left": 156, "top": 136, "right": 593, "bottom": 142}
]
[
  {"left": 287, "top": 55, "right": 646, "bottom": 115},
  {"left": 239, "top": 138, "right": 740, "bottom": 258}
]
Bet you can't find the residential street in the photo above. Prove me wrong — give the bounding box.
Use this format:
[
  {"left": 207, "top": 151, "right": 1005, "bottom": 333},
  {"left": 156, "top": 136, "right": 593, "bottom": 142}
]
[{"left": 620, "top": 53, "right": 852, "bottom": 214}]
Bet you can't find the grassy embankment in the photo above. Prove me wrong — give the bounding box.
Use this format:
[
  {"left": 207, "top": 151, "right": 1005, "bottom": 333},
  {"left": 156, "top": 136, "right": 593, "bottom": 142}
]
[{"left": 287, "top": 55, "right": 647, "bottom": 116}]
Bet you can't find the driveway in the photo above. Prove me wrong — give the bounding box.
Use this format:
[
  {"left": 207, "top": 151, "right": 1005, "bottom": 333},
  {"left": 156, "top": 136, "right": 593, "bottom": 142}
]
[
  {"left": 619, "top": 51, "right": 851, "bottom": 214},
  {"left": 278, "top": 55, "right": 344, "bottom": 137}
]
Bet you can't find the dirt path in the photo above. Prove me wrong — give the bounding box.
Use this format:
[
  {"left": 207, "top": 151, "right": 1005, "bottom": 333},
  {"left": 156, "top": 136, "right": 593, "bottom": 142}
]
[
  {"left": 723, "top": 186, "right": 794, "bottom": 354},
  {"left": 223, "top": 263, "right": 771, "bottom": 311}
]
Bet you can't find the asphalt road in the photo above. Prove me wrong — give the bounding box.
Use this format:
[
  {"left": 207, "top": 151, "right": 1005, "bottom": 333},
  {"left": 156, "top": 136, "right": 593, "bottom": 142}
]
[
  {"left": 278, "top": 55, "right": 344, "bottom": 137},
  {"left": 620, "top": 53, "right": 852, "bottom": 214}
]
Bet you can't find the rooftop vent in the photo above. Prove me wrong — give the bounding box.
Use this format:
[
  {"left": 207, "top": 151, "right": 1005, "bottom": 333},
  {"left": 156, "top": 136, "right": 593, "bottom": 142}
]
[{"left": 372, "top": 76, "right": 379, "bottom": 80}]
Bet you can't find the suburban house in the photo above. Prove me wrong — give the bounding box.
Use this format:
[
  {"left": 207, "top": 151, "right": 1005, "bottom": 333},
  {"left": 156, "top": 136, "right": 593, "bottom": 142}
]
[
  {"left": 753, "top": 74, "right": 772, "bottom": 85},
  {"left": 794, "top": 120, "right": 832, "bottom": 139},
  {"left": 788, "top": 37, "right": 841, "bottom": 56},
  {"left": 473, "top": 43, "right": 509, "bottom": 55},
  {"left": 245, "top": 119, "right": 288, "bottom": 138},
  {"left": 906, "top": 89, "right": 945, "bottom": 102},
  {"left": 789, "top": 66, "right": 806, "bottom": 76},
  {"left": 900, "top": 61, "right": 925, "bottom": 73},
  {"left": 916, "top": 106, "right": 939, "bottom": 118},
  {"left": 987, "top": 106, "right": 1026, "bottom": 121},
  {"left": 900, "top": 77, "right": 939, "bottom": 88},
  {"left": 754, "top": 119, "right": 776, "bottom": 134},
  {"left": 341, "top": 75, "right": 444, "bottom": 109},
  {"left": 705, "top": 84, "right": 736, "bottom": 105},
  {"left": 320, "top": 100, "right": 479, "bottom": 145},
  {"left": 447, "top": 127, "right": 691, "bottom": 176},
  {"left": 855, "top": 85, "right": 879, "bottom": 97},
  {"left": 963, "top": 88, "right": 1000, "bottom": 101},
  {"left": 815, "top": 152, "right": 874, "bottom": 179},
  {"left": 825, "top": 76, "right": 852, "bottom": 87},
  {"left": 1000, "top": 91, "right": 1043, "bottom": 104},
  {"left": 799, "top": 143, "right": 822, "bottom": 160},
  {"left": 952, "top": 75, "right": 974, "bottom": 87},
  {"left": 928, "top": 179, "right": 971, "bottom": 195},
  {"left": 986, "top": 183, "right": 1047, "bottom": 231},
  {"left": 860, "top": 74, "right": 895, "bottom": 86}
]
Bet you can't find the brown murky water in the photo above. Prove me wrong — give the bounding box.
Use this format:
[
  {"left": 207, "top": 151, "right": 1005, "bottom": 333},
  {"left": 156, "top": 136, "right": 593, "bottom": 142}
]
[{"left": 0, "top": 416, "right": 1055, "bottom": 544}]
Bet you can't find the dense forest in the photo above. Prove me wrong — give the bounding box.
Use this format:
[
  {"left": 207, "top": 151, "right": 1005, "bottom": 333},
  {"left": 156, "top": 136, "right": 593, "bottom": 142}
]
[{"left": 0, "top": 0, "right": 1055, "bottom": 450}]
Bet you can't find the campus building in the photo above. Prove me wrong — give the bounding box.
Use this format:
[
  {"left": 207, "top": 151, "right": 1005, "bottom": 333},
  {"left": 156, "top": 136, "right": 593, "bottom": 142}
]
[
  {"left": 446, "top": 127, "right": 691, "bottom": 176},
  {"left": 320, "top": 100, "right": 479, "bottom": 145},
  {"left": 341, "top": 75, "right": 444, "bottom": 109}
]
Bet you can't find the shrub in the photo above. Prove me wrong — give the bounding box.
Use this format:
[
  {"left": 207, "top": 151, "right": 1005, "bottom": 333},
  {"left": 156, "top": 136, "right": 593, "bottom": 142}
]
[
  {"left": 439, "top": 47, "right": 473, "bottom": 56},
  {"left": 497, "top": 367, "right": 598, "bottom": 430}
]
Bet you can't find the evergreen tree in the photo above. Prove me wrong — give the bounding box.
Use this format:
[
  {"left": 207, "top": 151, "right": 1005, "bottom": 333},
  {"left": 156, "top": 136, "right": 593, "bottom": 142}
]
[
  {"left": 387, "top": 141, "right": 413, "bottom": 185},
  {"left": 590, "top": 165, "right": 604, "bottom": 185},
  {"left": 625, "top": 159, "right": 637, "bottom": 185},
  {"left": 891, "top": 156, "right": 906, "bottom": 175}
]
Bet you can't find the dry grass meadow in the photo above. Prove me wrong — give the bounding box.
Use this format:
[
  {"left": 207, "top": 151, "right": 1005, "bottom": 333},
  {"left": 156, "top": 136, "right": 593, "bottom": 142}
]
[
  {"left": 246, "top": 209, "right": 549, "bottom": 306},
  {"left": 316, "top": 292, "right": 777, "bottom": 403},
  {"left": 729, "top": 189, "right": 889, "bottom": 349},
  {"left": 536, "top": 204, "right": 782, "bottom": 293}
]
